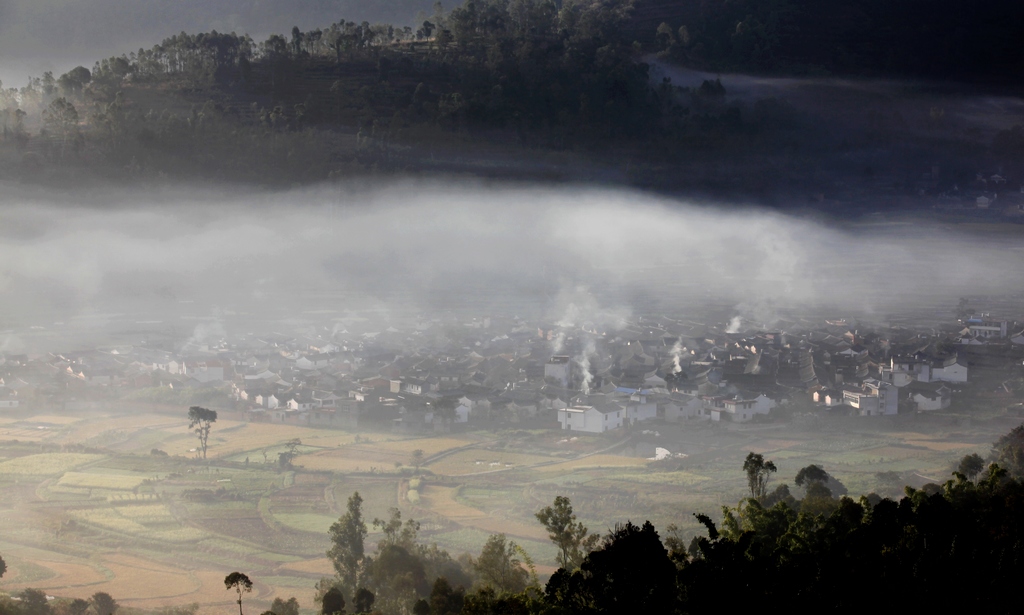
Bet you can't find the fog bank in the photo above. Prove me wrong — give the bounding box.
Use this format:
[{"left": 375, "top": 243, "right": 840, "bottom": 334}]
[{"left": 1, "top": 181, "right": 1022, "bottom": 345}]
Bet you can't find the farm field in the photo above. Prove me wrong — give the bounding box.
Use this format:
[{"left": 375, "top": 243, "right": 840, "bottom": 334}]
[{"left": 0, "top": 403, "right": 1012, "bottom": 614}]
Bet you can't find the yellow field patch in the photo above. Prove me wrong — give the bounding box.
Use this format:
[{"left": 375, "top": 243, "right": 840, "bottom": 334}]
[
  {"left": 534, "top": 454, "right": 648, "bottom": 473},
  {"left": 202, "top": 423, "right": 397, "bottom": 459},
  {"left": 420, "top": 485, "right": 488, "bottom": 520},
  {"left": 70, "top": 506, "right": 204, "bottom": 542},
  {"left": 0, "top": 453, "right": 105, "bottom": 476},
  {"left": 280, "top": 557, "right": 335, "bottom": 575},
  {"left": 84, "top": 556, "right": 200, "bottom": 602},
  {"left": 60, "top": 414, "right": 184, "bottom": 443},
  {"left": 28, "top": 415, "right": 83, "bottom": 425},
  {"left": 58, "top": 472, "right": 147, "bottom": 490},
  {"left": 294, "top": 451, "right": 401, "bottom": 473},
  {"left": 0, "top": 427, "right": 49, "bottom": 441},
  {"left": 71, "top": 508, "right": 150, "bottom": 534}
]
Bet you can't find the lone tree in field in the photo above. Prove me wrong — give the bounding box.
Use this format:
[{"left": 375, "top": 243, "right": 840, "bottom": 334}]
[
  {"left": 535, "top": 495, "right": 598, "bottom": 571},
  {"left": 743, "top": 452, "right": 777, "bottom": 500},
  {"left": 410, "top": 449, "right": 425, "bottom": 469},
  {"left": 225, "top": 572, "right": 253, "bottom": 615},
  {"left": 188, "top": 406, "right": 217, "bottom": 459}
]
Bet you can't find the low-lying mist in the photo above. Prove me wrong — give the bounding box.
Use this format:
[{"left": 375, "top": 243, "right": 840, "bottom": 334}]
[{"left": 2, "top": 181, "right": 1022, "bottom": 350}]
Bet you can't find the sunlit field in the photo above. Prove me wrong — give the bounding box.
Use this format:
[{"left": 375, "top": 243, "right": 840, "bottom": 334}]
[{"left": 0, "top": 403, "right": 1007, "bottom": 613}]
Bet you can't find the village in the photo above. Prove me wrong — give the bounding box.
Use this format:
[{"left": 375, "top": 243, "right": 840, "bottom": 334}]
[{"left": 3, "top": 303, "right": 1024, "bottom": 438}]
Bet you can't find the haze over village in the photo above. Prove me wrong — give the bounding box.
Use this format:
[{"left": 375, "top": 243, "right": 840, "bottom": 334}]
[{"left": 4, "top": 287, "right": 1022, "bottom": 434}]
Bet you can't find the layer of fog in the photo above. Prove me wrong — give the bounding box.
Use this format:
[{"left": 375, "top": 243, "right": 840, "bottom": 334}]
[
  {"left": 0, "top": 0, "right": 434, "bottom": 86},
  {"left": 2, "top": 180, "right": 1023, "bottom": 350}
]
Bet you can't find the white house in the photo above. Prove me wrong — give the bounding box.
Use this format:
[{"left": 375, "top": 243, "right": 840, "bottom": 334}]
[
  {"left": 701, "top": 393, "right": 775, "bottom": 422},
  {"left": 930, "top": 356, "right": 968, "bottom": 383},
  {"left": 286, "top": 395, "right": 317, "bottom": 412},
  {"left": 907, "top": 381, "right": 951, "bottom": 411},
  {"left": 255, "top": 393, "right": 280, "bottom": 409},
  {"left": 841, "top": 379, "right": 898, "bottom": 416},
  {"left": 558, "top": 404, "right": 623, "bottom": 433},
  {"left": 812, "top": 389, "right": 844, "bottom": 407},
  {"left": 882, "top": 355, "right": 967, "bottom": 386},
  {"left": 661, "top": 393, "right": 703, "bottom": 421},
  {"left": 966, "top": 320, "right": 1007, "bottom": 339},
  {"left": 625, "top": 392, "right": 658, "bottom": 424}
]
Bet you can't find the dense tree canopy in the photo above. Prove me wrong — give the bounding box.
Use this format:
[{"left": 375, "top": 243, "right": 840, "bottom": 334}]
[
  {"left": 535, "top": 496, "right": 599, "bottom": 571},
  {"left": 742, "top": 452, "right": 777, "bottom": 500},
  {"left": 647, "top": 0, "right": 1024, "bottom": 79},
  {"left": 328, "top": 491, "right": 368, "bottom": 593}
]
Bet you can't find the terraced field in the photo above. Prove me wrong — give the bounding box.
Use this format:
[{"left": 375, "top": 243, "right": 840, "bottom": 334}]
[{"left": 0, "top": 403, "right": 1008, "bottom": 615}]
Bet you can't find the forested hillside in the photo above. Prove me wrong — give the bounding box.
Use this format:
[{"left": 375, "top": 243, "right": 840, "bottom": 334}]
[{"left": 2, "top": 0, "right": 1023, "bottom": 196}]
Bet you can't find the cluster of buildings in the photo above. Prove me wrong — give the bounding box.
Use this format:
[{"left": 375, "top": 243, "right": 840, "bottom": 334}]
[{"left": 0, "top": 309, "right": 1020, "bottom": 434}]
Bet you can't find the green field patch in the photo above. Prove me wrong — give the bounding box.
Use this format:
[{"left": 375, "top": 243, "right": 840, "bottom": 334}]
[
  {"left": 145, "top": 526, "right": 208, "bottom": 542},
  {"left": 795, "top": 438, "right": 891, "bottom": 453},
  {"left": 71, "top": 505, "right": 207, "bottom": 543},
  {"left": 767, "top": 449, "right": 813, "bottom": 460},
  {"left": 611, "top": 470, "right": 712, "bottom": 486},
  {"left": 818, "top": 447, "right": 928, "bottom": 466},
  {"left": 0, "top": 453, "right": 105, "bottom": 476},
  {"left": 4, "top": 559, "right": 58, "bottom": 584},
  {"left": 199, "top": 537, "right": 270, "bottom": 555},
  {"left": 107, "top": 493, "right": 160, "bottom": 502},
  {"left": 330, "top": 480, "right": 399, "bottom": 521},
  {"left": 274, "top": 512, "right": 339, "bottom": 534},
  {"left": 428, "top": 450, "right": 554, "bottom": 476},
  {"left": 428, "top": 527, "right": 501, "bottom": 554},
  {"left": 225, "top": 444, "right": 324, "bottom": 463},
  {"left": 530, "top": 473, "right": 600, "bottom": 487},
  {"left": 113, "top": 503, "right": 177, "bottom": 522}
]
